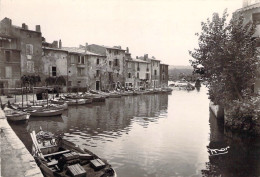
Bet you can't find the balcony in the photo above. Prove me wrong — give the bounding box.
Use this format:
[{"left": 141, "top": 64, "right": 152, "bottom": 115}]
[{"left": 77, "top": 63, "right": 85, "bottom": 68}]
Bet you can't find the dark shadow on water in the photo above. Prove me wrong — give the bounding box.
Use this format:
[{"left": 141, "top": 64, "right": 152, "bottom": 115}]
[{"left": 201, "top": 109, "right": 260, "bottom": 176}]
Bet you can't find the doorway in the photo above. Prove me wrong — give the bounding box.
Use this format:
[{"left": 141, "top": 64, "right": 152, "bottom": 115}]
[{"left": 96, "top": 81, "right": 100, "bottom": 91}]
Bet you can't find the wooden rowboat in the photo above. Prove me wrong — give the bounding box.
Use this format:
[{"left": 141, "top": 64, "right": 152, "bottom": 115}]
[{"left": 30, "top": 130, "right": 117, "bottom": 177}]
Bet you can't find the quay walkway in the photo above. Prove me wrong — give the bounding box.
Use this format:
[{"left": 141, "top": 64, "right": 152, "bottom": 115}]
[{"left": 0, "top": 109, "right": 43, "bottom": 177}]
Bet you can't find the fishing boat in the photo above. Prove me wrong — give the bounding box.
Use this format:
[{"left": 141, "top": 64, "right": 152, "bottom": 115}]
[
  {"left": 4, "top": 107, "right": 30, "bottom": 122},
  {"left": 30, "top": 130, "right": 117, "bottom": 177},
  {"left": 26, "top": 108, "right": 64, "bottom": 117}
]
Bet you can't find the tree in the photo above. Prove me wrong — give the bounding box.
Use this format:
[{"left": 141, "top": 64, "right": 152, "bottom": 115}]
[{"left": 189, "top": 10, "right": 259, "bottom": 107}]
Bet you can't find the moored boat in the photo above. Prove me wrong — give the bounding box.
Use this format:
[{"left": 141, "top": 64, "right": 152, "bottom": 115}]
[
  {"left": 4, "top": 107, "right": 30, "bottom": 121},
  {"left": 30, "top": 130, "right": 117, "bottom": 177},
  {"left": 27, "top": 108, "right": 64, "bottom": 117}
]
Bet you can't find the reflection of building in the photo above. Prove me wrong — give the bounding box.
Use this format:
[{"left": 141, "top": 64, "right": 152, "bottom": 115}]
[{"left": 236, "top": 1, "right": 260, "bottom": 93}]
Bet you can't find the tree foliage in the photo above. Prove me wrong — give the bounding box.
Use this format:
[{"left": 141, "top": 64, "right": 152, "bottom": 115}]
[
  {"left": 190, "top": 10, "right": 259, "bottom": 106},
  {"left": 21, "top": 75, "right": 41, "bottom": 87},
  {"left": 45, "top": 76, "right": 66, "bottom": 86}
]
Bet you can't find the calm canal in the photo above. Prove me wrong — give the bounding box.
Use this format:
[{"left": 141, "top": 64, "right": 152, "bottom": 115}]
[{"left": 9, "top": 86, "right": 260, "bottom": 177}]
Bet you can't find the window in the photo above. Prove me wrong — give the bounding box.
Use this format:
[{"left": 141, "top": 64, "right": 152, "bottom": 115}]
[
  {"left": 97, "top": 58, "right": 100, "bottom": 65},
  {"left": 128, "top": 73, "right": 131, "bottom": 78},
  {"left": 137, "top": 72, "right": 139, "bottom": 79},
  {"left": 68, "top": 81, "right": 72, "bottom": 86},
  {"left": 154, "top": 70, "right": 157, "bottom": 76},
  {"left": 5, "top": 51, "right": 10, "bottom": 62},
  {"left": 163, "top": 74, "right": 165, "bottom": 80},
  {"left": 52, "top": 66, "right": 57, "bottom": 77},
  {"left": 71, "top": 55, "right": 75, "bottom": 64},
  {"left": 114, "top": 50, "right": 118, "bottom": 55},
  {"left": 109, "top": 49, "right": 111, "bottom": 54},
  {"left": 27, "top": 61, "right": 34, "bottom": 73},
  {"left": 81, "top": 56, "right": 85, "bottom": 64},
  {"left": 137, "top": 63, "right": 140, "bottom": 71},
  {"left": 78, "top": 56, "right": 81, "bottom": 63},
  {"left": 0, "top": 40, "right": 2, "bottom": 47},
  {"left": 5, "top": 66, "right": 12, "bottom": 78},
  {"left": 77, "top": 68, "right": 84, "bottom": 76},
  {"left": 153, "top": 61, "right": 154, "bottom": 66},
  {"left": 109, "top": 61, "right": 112, "bottom": 66},
  {"left": 146, "top": 64, "right": 149, "bottom": 71},
  {"left": 117, "top": 73, "right": 119, "bottom": 77},
  {"left": 253, "top": 13, "right": 260, "bottom": 25},
  {"left": 77, "top": 81, "right": 81, "bottom": 86},
  {"left": 128, "top": 62, "right": 131, "bottom": 68},
  {"left": 26, "top": 44, "right": 33, "bottom": 55},
  {"left": 96, "top": 70, "right": 100, "bottom": 77},
  {"left": 114, "top": 59, "right": 119, "bottom": 66},
  {"left": 146, "top": 73, "right": 149, "bottom": 80}
]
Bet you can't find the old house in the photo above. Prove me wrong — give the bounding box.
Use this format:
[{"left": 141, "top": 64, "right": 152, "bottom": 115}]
[
  {"left": 87, "top": 44, "right": 126, "bottom": 89},
  {"left": 0, "top": 17, "right": 42, "bottom": 90},
  {"left": 160, "top": 63, "right": 169, "bottom": 87},
  {"left": 63, "top": 45, "right": 106, "bottom": 91},
  {"left": 132, "top": 56, "right": 151, "bottom": 90},
  {"left": 0, "top": 18, "right": 21, "bottom": 93},
  {"left": 42, "top": 39, "right": 68, "bottom": 90}
]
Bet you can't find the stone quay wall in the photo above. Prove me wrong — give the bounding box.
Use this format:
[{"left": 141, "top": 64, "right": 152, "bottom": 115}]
[{"left": 0, "top": 109, "right": 43, "bottom": 177}]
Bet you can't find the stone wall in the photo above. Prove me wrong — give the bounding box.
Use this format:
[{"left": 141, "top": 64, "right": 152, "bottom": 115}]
[{"left": 0, "top": 109, "right": 43, "bottom": 177}]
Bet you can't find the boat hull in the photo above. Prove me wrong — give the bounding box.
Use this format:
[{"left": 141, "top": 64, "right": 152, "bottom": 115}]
[
  {"left": 29, "top": 109, "right": 63, "bottom": 117},
  {"left": 6, "top": 113, "right": 30, "bottom": 121}
]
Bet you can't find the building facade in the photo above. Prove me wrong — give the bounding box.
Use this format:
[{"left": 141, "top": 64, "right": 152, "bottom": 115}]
[
  {"left": 87, "top": 44, "right": 126, "bottom": 89},
  {"left": 42, "top": 40, "right": 68, "bottom": 90},
  {"left": 160, "top": 64, "right": 169, "bottom": 87},
  {"left": 236, "top": 1, "right": 260, "bottom": 93},
  {"left": 0, "top": 17, "right": 169, "bottom": 92},
  {"left": 0, "top": 17, "right": 42, "bottom": 91}
]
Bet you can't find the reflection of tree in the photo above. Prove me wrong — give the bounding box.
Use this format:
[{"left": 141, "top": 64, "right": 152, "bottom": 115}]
[{"left": 201, "top": 110, "right": 260, "bottom": 176}]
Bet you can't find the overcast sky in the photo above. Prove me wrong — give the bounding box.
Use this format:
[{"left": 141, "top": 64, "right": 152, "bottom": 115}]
[{"left": 0, "top": 0, "right": 242, "bottom": 66}]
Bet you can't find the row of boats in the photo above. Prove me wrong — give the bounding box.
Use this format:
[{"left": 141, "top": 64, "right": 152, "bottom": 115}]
[{"left": 3, "top": 88, "right": 173, "bottom": 122}]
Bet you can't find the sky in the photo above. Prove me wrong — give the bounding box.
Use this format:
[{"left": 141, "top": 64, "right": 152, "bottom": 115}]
[{"left": 0, "top": 0, "right": 242, "bottom": 66}]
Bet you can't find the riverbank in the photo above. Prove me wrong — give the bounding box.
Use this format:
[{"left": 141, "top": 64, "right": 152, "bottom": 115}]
[{"left": 0, "top": 109, "right": 43, "bottom": 177}]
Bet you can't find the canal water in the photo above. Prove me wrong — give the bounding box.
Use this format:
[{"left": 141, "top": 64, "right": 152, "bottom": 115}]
[{"left": 9, "top": 86, "right": 260, "bottom": 177}]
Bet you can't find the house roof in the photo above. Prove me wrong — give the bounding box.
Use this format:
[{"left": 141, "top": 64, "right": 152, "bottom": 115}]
[
  {"left": 236, "top": 2, "right": 260, "bottom": 12},
  {"left": 42, "top": 46, "right": 68, "bottom": 52},
  {"left": 90, "top": 44, "right": 126, "bottom": 51},
  {"left": 62, "top": 47, "right": 106, "bottom": 57},
  {"left": 131, "top": 58, "right": 150, "bottom": 63}
]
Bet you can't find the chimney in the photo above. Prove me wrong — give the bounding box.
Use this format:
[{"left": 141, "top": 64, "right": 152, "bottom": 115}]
[
  {"left": 85, "top": 42, "right": 88, "bottom": 52},
  {"left": 42, "top": 37, "right": 46, "bottom": 42},
  {"left": 126, "top": 47, "right": 129, "bottom": 53},
  {"left": 25, "top": 25, "right": 28, "bottom": 30},
  {"left": 22, "top": 23, "right": 26, "bottom": 29},
  {"left": 144, "top": 54, "right": 148, "bottom": 60},
  {"left": 52, "top": 40, "right": 58, "bottom": 48},
  {"left": 242, "top": 0, "right": 248, "bottom": 7},
  {"left": 136, "top": 56, "right": 138, "bottom": 59},
  {"left": 36, "top": 25, "right": 41, "bottom": 32},
  {"left": 59, "top": 39, "right": 62, "bottom": 49}
]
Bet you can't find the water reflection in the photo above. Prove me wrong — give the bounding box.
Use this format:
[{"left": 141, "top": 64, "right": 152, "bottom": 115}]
[
  {"left": 10, "top": 87, "right": 260, "bottom": 176},
  {"left": 202, "top": 110, "right": 260, "bottom": 177}
]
